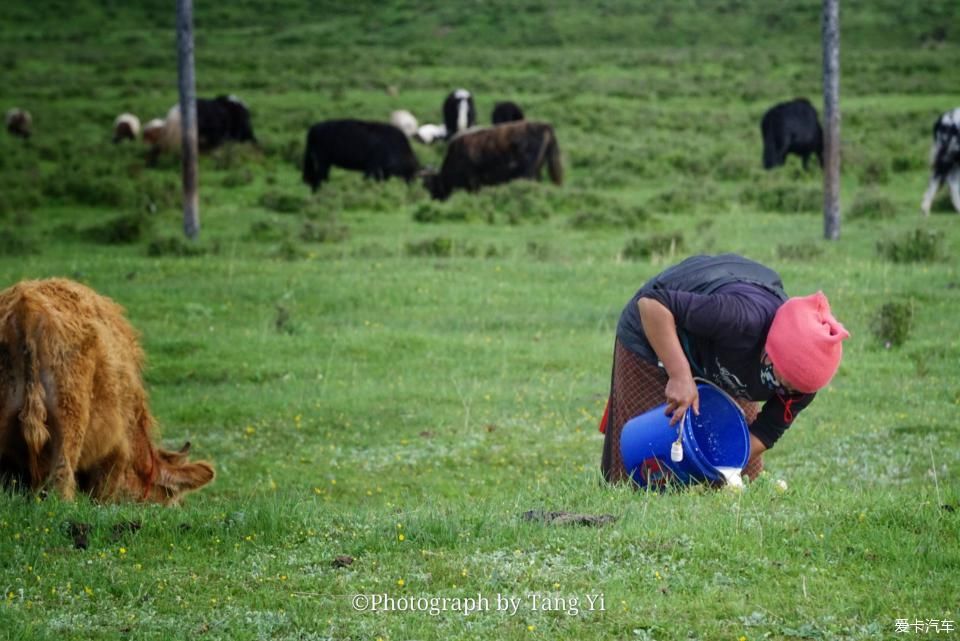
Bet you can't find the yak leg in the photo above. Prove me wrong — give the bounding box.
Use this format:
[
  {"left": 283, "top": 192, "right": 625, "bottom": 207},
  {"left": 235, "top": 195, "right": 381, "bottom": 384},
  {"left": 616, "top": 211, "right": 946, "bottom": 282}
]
[
  {"left": 947, "top": 167, "right": 960, "bottom": 214},
  {"left": 921, "top": 173, "right": 942, "bottom": 216},
  {"left": 48, "top": 366, "right": 95, "bottom": 501}
]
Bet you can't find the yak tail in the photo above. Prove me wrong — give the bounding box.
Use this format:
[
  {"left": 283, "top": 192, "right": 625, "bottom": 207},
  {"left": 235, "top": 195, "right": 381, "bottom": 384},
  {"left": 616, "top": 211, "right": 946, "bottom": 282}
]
[
  {"left": 19, "top": 314, "right": 49, "bottom": 489},
  {"left": 544, "top": 128, "right": 563, "bottom": 186}
]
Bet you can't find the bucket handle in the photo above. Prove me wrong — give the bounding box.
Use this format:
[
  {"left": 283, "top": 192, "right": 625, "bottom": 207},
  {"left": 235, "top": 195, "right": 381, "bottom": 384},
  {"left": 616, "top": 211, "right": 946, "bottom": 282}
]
[{"left": 692, "top": 377, "right": 746, "bottom": 418}]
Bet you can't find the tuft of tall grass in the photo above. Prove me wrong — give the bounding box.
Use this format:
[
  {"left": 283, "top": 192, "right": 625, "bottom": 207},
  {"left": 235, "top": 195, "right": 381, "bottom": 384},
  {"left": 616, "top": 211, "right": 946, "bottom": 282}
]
[
  {"left": 622, "top": 232, "right": 685, "bottom": 261},
  {"left": 871, "top": 300, "right": 914, "bottom": 348},
  {"left": 847, "top": 190, "right": 898, "bottom": 221},
  {"left": 876, "top": 228, "right": 945, "bottom": 263}
]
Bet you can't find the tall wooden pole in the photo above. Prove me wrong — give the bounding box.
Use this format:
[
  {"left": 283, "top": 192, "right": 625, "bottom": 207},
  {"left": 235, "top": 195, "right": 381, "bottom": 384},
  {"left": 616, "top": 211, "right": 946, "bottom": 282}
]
[
  {"left": 177, "top": 0, "right": 200, "bottom": 239},
  {"left": 822, "top": 0, "right": 841, "bottom": 240}
]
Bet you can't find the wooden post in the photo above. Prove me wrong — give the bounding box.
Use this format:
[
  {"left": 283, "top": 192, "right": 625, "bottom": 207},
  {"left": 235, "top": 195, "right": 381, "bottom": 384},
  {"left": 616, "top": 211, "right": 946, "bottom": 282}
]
[
  {"left": 822, "top": 0, "right": 841, "bottom": 240},
  {"left": 177, "top": 0, "right": 200, "bottom": 239}
]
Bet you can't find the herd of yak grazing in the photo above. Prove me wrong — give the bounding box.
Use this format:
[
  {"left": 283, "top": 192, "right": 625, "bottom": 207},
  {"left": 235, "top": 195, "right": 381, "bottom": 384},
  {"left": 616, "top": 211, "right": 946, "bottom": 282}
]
[
  {"left": 2, "top": 93, "right": 960, "bottom": 506},
  {"left": 6, "top": 93, "right": 960, "bottom": 210}
]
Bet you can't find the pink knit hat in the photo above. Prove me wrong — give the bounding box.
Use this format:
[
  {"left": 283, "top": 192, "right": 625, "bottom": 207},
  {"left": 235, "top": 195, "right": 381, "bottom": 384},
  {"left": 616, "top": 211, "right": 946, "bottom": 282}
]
[{"left": 765, "top": 291, "right": 850, "bottom": 393}]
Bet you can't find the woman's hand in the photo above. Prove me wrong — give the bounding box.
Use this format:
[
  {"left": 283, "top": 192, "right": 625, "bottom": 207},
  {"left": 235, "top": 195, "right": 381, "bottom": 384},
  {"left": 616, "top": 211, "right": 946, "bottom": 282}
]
[
  {"left": 664, "top": 373, "right": 699, "bottom": 426},
  {"left": 637, "top": 297, "right": 700, "bottom": 426}
]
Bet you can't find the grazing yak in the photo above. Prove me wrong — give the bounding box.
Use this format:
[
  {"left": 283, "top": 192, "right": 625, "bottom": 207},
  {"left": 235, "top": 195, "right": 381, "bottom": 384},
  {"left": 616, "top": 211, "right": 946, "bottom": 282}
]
[
  {"left": 145, "top": 95, "right": 257, "bottom": 158},
  {"left": 492, "top": 101, "right": 525, "bottom": 125},
  {"left": 5, "top": 108, "right": 32, "bottom": 139},
  {"left": 921, "top": 107, "right": 960, "bottom": 216},
  {"left": 0, "top": 279, "right": 215, "bottom": 504},
  {"left": 760, "top": 98, "right": 823, "bottom": 170},
  {"left": 112, "top": 113, "right": 141, "bottom": 143},
  {"left": 443, "top": 88, "right": 476, "bottom": 139},
  {"left": 422, "top": 120, "right": 563, "bottom": 201},
  {"left": 141, "top": 118, "right": 166, "bottom": 147},
  {"left": 390, "top": 110, "right": 419, "bottom": 138},
  {"left": 302, "top": 119, "right": 421, "bottom": 191},
  {"left": 413, "top": 123, "right": 447, "bottom": 145}
]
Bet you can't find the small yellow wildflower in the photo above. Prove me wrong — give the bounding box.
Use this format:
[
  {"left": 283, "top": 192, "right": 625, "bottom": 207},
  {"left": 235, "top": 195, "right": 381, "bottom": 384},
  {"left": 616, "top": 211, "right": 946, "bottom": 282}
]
[{"left": 396, "top": 578, "right": 405, "bottom": 587}]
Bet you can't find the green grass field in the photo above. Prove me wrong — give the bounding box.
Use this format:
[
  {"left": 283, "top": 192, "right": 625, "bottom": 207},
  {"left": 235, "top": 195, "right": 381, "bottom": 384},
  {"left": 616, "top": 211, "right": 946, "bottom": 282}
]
[{"left": 1, "top": 1, "right": 959, "bottom": 639}]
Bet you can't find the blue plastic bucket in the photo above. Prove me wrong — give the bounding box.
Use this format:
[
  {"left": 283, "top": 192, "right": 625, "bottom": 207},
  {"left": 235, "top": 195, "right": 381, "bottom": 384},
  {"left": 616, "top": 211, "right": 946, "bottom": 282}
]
[{"left": 620, "top": 381, "right": 750, "bottom": 487}]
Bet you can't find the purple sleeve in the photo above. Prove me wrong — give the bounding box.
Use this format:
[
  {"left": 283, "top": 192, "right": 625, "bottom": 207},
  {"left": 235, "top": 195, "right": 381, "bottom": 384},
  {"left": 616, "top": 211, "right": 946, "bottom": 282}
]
[
  {"left": 642, "top": 289, "right": 771, "bottom": 346},
  {"left": 750, "top": 392, "right": 816, "bottom": 449}
]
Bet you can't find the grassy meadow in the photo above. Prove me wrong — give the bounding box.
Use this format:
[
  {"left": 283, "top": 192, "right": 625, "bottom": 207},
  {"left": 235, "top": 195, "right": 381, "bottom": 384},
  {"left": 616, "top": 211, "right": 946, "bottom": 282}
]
[{"left": 1, "top": 1, "right": 960, "bottom": 639}]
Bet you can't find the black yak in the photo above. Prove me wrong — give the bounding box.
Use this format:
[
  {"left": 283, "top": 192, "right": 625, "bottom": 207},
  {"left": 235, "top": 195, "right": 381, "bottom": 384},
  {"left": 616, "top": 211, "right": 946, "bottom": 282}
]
[
  {"left": 492, "top": 101, "right": 525, "bottom": 125},
  {"left": 422, "top": 121, "right": 562, "bottom": 201},
  {"left": 760, "top": 98, "right": 823, "bottom": 170},
  {"left": 5, "top": 108, "right": 32, "bottom": 139},
  {"left": 921, "top": 107, "right": 960, "bottom": 216},
  {"left": 442, "top": 89, "right": 476, "bottom": 139},
  {"left": 302, "top": 119, "right": 421, "bottom": 192}
]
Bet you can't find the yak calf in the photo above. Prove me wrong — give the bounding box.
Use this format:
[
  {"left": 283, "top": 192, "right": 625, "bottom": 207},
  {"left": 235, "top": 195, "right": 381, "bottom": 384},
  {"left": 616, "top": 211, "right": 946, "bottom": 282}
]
[{"left": 0, "top": 279, "right": 214, "bottom": 504}]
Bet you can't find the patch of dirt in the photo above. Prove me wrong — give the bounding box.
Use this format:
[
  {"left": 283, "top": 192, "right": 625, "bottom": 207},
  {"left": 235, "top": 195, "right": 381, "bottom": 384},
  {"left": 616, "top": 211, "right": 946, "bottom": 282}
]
[
  {"left": 332, "top": 555, "right": 354, "bottom": 568},
  {"left": 521, "top": 510, "right": 618, "bottom": 527},
  {"left": 65, "top": 520, "right": 92, "bottom": 550}
]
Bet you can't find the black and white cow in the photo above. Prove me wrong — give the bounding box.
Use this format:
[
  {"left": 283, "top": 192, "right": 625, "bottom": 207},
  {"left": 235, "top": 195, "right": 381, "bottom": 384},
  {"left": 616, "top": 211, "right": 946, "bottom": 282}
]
[
  {"left": 302, "top": 119, "right": 421, "bottom": 192},
  {"left": 442, "top": 89, "right": 476, "bottom": 139},
  {"left": 491, "top": 101, "right": 525, "bottom": 125},
  {"left": 921, "top": 107, "right": 960, "bottom": 216},
  {"left": 422, "top": 121, "right": 562, "bottom": 201},
  {"left": 760, "top": 98, "right": 823, "bottom": 170}
]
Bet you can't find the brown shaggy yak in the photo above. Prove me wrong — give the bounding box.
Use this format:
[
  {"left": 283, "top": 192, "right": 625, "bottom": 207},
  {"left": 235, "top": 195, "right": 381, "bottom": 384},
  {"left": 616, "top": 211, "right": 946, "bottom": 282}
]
[
  {"left": 422, "top": 120, "right": 563, "bottom": 200},
  {"left": 0, "top": 279, "right": 214, "bottom": 504}
]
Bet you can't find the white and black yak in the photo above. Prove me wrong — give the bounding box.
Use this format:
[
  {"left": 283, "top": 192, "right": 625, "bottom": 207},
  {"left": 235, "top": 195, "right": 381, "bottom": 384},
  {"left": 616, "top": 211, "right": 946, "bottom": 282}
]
[
  {"left": 112, "top": 113, "right": 141, "bottom": 143},
  {"left": 141, "top": 118, "right": 166, "bottom": 147},
  {"left": 442, "top": 89, "right": 476, "bottom": 139},
  {"left": 921, "top": 107, "right": 960, "bottom": 216},
  {"left": 5, "top": 108, "right": 32, "bottom": 139},
  {"left": 760, "top": 98, "right": 823, "bottom": 170},
  {"left": 413, "top": 123, "right": 447, "bottom": 145},
  {"left": 422, "top": 121, "right": 562, "bottom": 201},
  {"left": 301, "top": 119, "right": 421, "bottom": 192},
  {"left": 491, "top": 101, "right": 525, "bottom": 125},
  {"left": 145, "top": 95, "right": 256, "bottom": 157},
  {"left": 389, "top": 110, "right": 419, "bottom": 138}
]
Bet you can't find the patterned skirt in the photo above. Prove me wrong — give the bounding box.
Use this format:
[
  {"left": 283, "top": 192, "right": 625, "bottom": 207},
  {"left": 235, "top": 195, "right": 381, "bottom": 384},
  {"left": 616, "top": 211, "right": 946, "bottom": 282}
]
[{"left": 600, "top": 338, "right": 764, "bottom": 484}]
